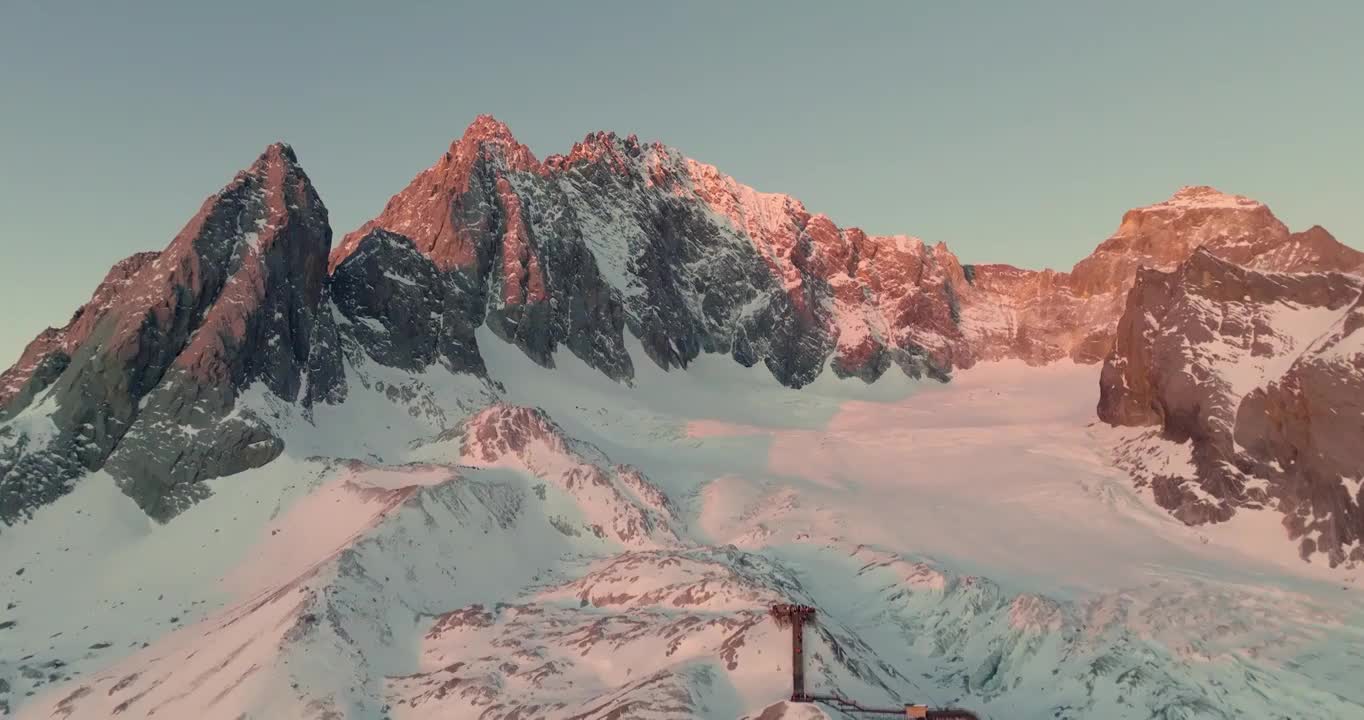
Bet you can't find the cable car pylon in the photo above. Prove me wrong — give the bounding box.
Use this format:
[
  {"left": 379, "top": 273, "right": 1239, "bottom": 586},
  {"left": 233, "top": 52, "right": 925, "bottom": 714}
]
[{"left": 768, "top": 604, "right": 982, "bottom": 719}]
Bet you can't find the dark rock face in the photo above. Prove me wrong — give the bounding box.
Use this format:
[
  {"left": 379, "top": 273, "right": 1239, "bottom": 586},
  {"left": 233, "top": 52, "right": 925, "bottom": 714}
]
[
  {"left": 330, "top": 229, "right": 484, "bottom": 374},
  {"left": 1099, "top": 248, "right": 1364, "bottom": 563},
  {"left": 558, "top": 143, "right": 833, "bottom": 385},
  {"left": 1, "top": 144, "right": 345, "bottom": 522},
  {"left": 482, "top": 173, "right": 632, "bottom": 380},
  {"left": 1233, "top": 291, "right": 1364, "bottom": 566},
  {"left": 335, "top": 117, "right": 633, "bottom": 381},
  {"left": 333, "top": 119, "right": 977, "bottom": 387}
]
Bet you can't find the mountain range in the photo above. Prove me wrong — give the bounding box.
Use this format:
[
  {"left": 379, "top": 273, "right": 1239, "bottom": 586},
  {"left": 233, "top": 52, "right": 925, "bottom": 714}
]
[{"left": 2, "top": 116, "right": 1362, "bottom": 719}]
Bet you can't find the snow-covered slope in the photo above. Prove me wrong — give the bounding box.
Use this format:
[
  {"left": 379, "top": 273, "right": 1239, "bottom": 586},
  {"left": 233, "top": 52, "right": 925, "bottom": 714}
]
[{"left": 6, "top": 338, "right": 1362, "bottom": 719}]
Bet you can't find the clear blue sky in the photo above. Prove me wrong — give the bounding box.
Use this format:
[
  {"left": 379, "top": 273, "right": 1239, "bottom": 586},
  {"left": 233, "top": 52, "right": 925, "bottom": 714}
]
[{"left": 2, "top": 1, "right": 1361, "bottom": 367}]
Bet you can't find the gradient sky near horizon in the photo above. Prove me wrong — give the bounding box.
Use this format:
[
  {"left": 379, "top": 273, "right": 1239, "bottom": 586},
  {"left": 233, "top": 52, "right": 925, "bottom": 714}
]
[{"left": 2, "top": 1, "right": 1361, "bottom": 366}]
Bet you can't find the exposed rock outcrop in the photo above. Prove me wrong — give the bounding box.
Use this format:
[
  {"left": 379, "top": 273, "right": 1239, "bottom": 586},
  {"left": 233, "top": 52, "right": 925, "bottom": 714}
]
[
  {"left": 1234, "top": 290, "right": 1364, "bottom": 565},
  {"left": 445, "top": 404, "right": 678, "bottom": 547},
  {"left": 330, "top": 229, "right": 484, "bottom": 374},
  {"left": 1099, "top": 248, "right": 1364, "bottom": 563}
]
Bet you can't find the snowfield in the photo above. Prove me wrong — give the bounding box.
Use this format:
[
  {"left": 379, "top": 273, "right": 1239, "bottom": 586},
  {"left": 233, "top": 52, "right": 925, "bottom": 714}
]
[{"left": 3, "top": 329, "right": 1362, "bottom": 719}]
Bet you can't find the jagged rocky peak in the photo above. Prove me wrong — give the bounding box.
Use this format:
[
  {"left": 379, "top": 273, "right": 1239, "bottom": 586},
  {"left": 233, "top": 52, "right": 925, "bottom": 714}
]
[
  {"left": 387, "top": 116, "right": 976, "bottom": 385},
  {"left": 1072, "top": 185, "right": 1285, "bottom": 296},
  {"left": 0, "top": 142, "right": 344, "bottom": 523},
  {"left": 544, "top": 128, "right": 646, "bottom": 172},
  {"left": 459, "top": 112, "right": 521, "bottom": 145},
  {"left": 1111, "top": 185, "right": 1274, "bottom": 239},
  {"left": 330, "top": 115, "right": 541, "bottom": 272},
  {"left": 125, "top": 139, "right": 340, "bottom": 405},
  {"left": 448, "top": 113, "right": 542, "bottom": 175}
]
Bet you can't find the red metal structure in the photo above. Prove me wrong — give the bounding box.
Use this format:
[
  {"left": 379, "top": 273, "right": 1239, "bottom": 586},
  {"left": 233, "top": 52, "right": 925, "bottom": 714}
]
[{"left": 768, "top": 604, "right": 981, "bottom": 720}]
